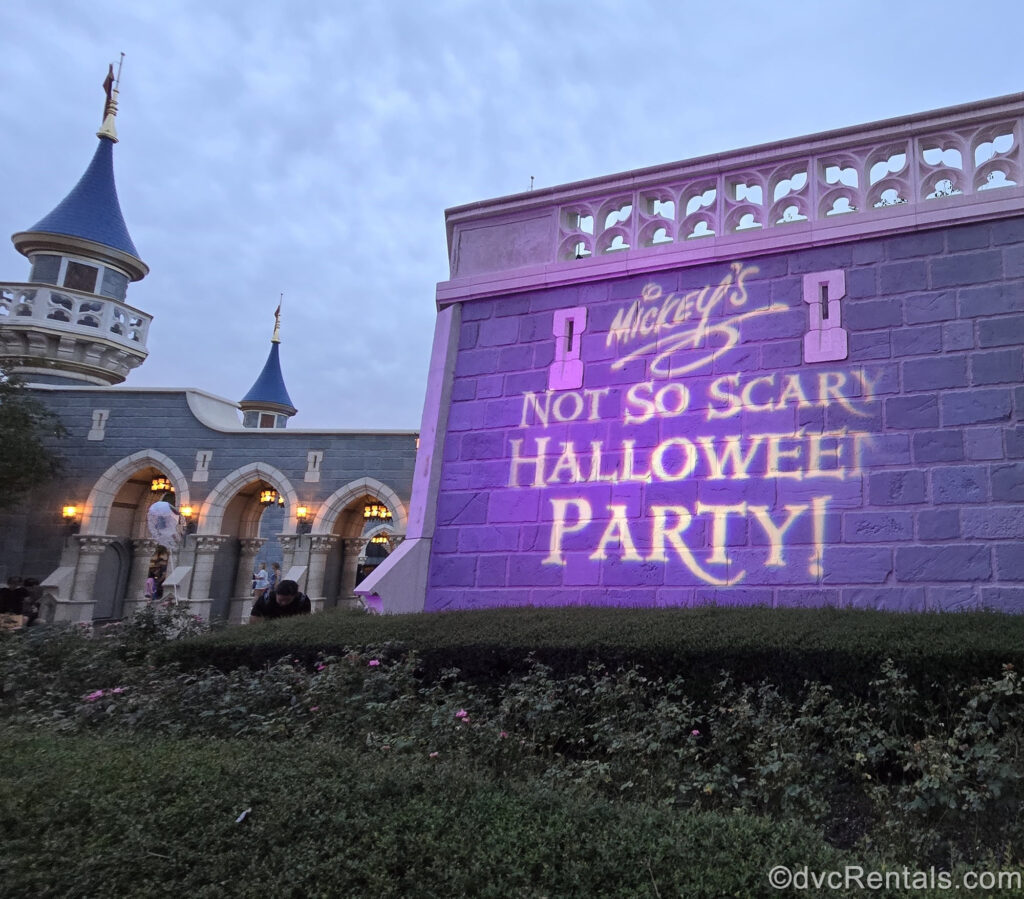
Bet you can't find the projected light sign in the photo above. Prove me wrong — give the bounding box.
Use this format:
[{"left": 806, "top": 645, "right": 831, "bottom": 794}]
[{"left": 496, "top": 260, "right": 877, "bottom": 591}]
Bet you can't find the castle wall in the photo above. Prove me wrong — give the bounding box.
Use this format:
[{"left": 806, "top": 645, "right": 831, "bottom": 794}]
[
  {"left": 422, "top": 216, "right": 1024, "bottom": 612},
  {"left": 1, "top": 386, "right": 417, "bottom": 589}
]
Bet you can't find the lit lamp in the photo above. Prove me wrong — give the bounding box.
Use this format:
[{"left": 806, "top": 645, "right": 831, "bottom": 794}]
[
  {"left": 62, "top": 504, "right": 80, "bottom": 534},
  {"left": 296, "top": 505, "right": 311, "bottom": 534},
  {"left": 259, "top": 489, "right": 277, "bottom": 506},
  {"left": 151, "top": 475, "right": 172, "bottom": 493},
  {"left": 363, "top": 502, "right": 392, "bottom": 522},
  {"left": 180, "top": 505, "right": 197, "bottom": 534},
  {"left": 370, "top": 534, "right": 390, "bottom": 545}
]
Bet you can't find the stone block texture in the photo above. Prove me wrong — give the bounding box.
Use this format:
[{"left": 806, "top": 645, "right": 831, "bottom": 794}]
[{"left": 426, "top": 216, "right": 1024, "bottom": 612}]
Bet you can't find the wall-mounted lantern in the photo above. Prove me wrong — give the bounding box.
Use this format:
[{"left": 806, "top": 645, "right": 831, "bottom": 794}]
[
  {"left": 62, "top": 504, "right": 80, "bottom": 534},
  {"left": 180, "top": 505, "right": 198, "bottom": 534},
  {"left": 151, "top": 475, "right": 172, "bottom": 493},
  {"left": 363, "top": 502, "right": 392, "bottom": 522}
]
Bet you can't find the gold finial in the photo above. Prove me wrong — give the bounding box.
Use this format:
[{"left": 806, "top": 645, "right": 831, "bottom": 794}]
[
  {"left": 272, "top": 294, "right": 282, "bottom": 343},
  {"left": 97, "top": 54, "right": 124, "bottom": 142}
]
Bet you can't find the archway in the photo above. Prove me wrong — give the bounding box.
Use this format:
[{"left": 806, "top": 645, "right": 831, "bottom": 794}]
[
  {"left": 200, "top": 464, "right": 297, "bottom": 622},
  {"left": 314, "top": 479, "right": 407, "bottom": 609},
  {"left": 78, "top": 452, "right": 191, "bottom": 619}
]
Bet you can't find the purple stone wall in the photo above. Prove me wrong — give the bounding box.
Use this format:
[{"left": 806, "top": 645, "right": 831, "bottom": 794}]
[{"left": 425, "top": 217, "right": 1024, "bottom": 612}]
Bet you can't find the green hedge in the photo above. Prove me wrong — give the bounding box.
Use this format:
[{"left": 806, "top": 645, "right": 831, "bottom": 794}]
[
  {"left": 155, "top": 605, "right": 1024, "bottom": 696},
  {"left": 0, "top": 730, "right": 859, "bottom": 898}
]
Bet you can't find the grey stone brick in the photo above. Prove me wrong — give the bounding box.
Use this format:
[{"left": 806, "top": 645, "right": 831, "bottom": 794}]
[
  {"left": 903, "top": 356, "right": 967, "bottom": 392},
  {"left": 880, "top": 260, "right": 927, "bottom": 294},
  {"left": 958, "top": 282, "right": 1024, "bottom": 317},
  {"left": 461, "top": 301, "right": 493, "bottom": 322},
  {"left": 943, "top": 320, "right": 974, "bottom": 351},
  {"left": 868, "top": 470, "right": 926, "bottom": 505},
  {"left": 885, "top": 394, "right": 939, "bottom": 429},
  {"left": 980, "top": 587, "right": 1024, "bottom": 612},
  {"left": 972, "top": 349, "right": 1023, "bottom": 386},
  {"left": 822, "top": 547, "right": 892, "bottom": 584},
  {"left": 895, "top": 545, "right": 992, "bottom": 582},
  {"left": 458, "top": 321, "right": 479, "bottom": 350},
  {"left": 1005, "top": 427, "right": 1024, "bottom": 458},
  {"left": 888, "top": 231, "right": 945, "bottom": 259},
  {"left": 965, "top": 427, "right": 1004, "bottom": 461},
  {"left": 991, "top": 462, "right": 1024, "bottom": 502},
  {"left": 904, "top": 291, "right": 956, "bottom": 324},
  {"left": 917, "top": 508, "right": 960, "bottom": 541},
  {"left": 993, "top": 217, "right": 1024, "bottom": 246},
  {"left": 842, "top": 587, "right": 926, "bottom": 611},
  {"left": 962, "top": 506, "right": 1024, "bottom": 539},
  {"left": 893, "top": 325, "right": 942, "bottom": 357},
  {"left": 1004, "top": 244, "right": 1024, "bottom": 279},
  {"left": 979, "top": 314, "right": 1024, "bottom": 348},
  {"left": 846, "top": 267, "right": 878, "bottom": 299},
  {"left": 913, "top": 431, "right": 964, "bottom": 463},
  {"left": 844, "top": 299, "right": 903, "bottom": 330},
  {"left": 775, "top": 588, "right": 841, "bottom": 607},
  {"left": 991, "top": 553, "right": 1024, "bottom": 588},
  {"left": 931, "top": 250, "right": 1002, "bottom": 288},
  {"left": 927, "top": 585, "right": 979, "bottom": 611},
  {"left": 941, "top": 388, "right": 1012, "bottom": 426},
  {"left": 789, "top": 245, "right": 854, "bottom": 274},
  {"left": 844, "top": 511, "right": 913, "bottom": 542},
  {"left": 931, "top": 465, "right": 989, "bottom": 504},
  {"left": 849, "top": 330, "right": 891, "bottom": 361},
  {"left": 946, "top": 222, "right": 991, "bottom": 252}
]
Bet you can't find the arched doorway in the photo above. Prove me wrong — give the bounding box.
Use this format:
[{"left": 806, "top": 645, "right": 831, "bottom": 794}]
[{"left": 90, "top": 463, "right": 187, "bottom": 619}]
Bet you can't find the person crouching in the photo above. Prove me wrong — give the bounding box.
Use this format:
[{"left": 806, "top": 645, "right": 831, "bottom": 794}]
[{"left": 249, "top": 579, "right": 311, "bottom": 622}]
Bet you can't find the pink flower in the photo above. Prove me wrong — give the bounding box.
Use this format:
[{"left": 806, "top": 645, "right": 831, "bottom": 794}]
[
  {"left": 310, "top": 706, "right": 320, "bottom": 712},
  {"left": 455, "top": 709, "right": 468, "bottom": 719},
  {"left": 691, "top": 729, "right": 701, "bottom": 737},
  {"left": 429, "top": 751, "right": 439, "bottom": 758},
  {"left": 84, "top": 690, "right": 105, "bottom": 702},
  {"left": 315, "top": 663, "right": 326, "bottom": 671},
  {"left": 368, "top": 659, "right": 380, "bottom": 667},
  {"left": 110, "top": 687, "right": 127, "bottom": 694},
  {"left": 499, "top": 731, "right": 509, "bottom": 739},
  {"left": 382, "top": 745, "right": 391, "bottom": 751}
]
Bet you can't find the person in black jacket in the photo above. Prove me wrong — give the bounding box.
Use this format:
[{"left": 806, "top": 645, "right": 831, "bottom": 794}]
[{"left": 249, "top": 579, "right": 311, "bottom": 622}]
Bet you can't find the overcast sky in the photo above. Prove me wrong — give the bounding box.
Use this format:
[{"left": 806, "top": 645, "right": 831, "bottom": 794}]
[{"left": 0, "top": 1, "right": 1020, "bottom": 429}]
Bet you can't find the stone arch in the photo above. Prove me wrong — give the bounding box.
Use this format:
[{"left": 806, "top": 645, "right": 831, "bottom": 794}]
[
  {"left": 200, "top": 462, "right": 298, "bottom": 536},
  {"left": 313, "top": 477, "right": 408, "bottom": 535},
  {"left": 81, "top": 450, "right": 191, "bottom": 536}
]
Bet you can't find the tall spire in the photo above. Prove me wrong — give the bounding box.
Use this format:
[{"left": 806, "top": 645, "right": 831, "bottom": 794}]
[
  {"left": 97, "top": 55, "right": 124, "bottom": 142},
  {"left": 239, "top": 301, "right": 297, "bottom": 428},
  {"left": 12, "top": 58, "right": 146, "bottom": 279}
]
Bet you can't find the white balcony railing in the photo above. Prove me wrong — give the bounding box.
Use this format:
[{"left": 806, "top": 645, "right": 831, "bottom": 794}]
[
  {"left": 442, "top": 93, "right": 1024, "bottom": 302},
  {"left": 0, "top": 282, "right": 151, "bottom": 351}
]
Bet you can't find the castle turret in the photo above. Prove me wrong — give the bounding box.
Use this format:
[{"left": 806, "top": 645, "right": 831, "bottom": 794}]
[
  {"left": 1, "top": 61, "right": 151, "bottom": 386},
  {"left": 239, "top": 302, "right": 297, "bottom": 428}
]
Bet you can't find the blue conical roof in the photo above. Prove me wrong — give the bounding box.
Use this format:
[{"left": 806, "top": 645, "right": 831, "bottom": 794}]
[
  {"left": 27, "top": 137, "right": 141, "bottom": 260},
  {"left": 241, "top": 342, "right": 296, "bottom": 412}
]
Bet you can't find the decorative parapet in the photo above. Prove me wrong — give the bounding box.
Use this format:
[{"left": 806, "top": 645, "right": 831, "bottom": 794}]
[
  {"left": 0, "top": 281, "right": 150, "bottom": 383},
  {"left": 0, "top": 283, "right": 150, "bottom": 348},
  {"left": 441, "top": 93, "right": 1024, "bottom": 304}
]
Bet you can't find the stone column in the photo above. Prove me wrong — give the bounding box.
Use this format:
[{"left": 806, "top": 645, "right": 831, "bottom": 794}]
[
  {"left": 231, "top": 538, "right": 266, "bottom": 624},
  {"left": 306, "top": 534, "right": 340, "bottom": 613},
  {"left": 278, "top": 534, "right": 300, "bottom": 574},
  {"left": 188, "top": 535, "right": 229, "bottom": 619},
  {"left": 339, "top": 537, "right": 369, "bottom": 606},
  {"left": 124, "top": 538, "right": 160, "bottom": 616},
  {"left": 65, "top": 535, "right": 119, "bottom": 623}
]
